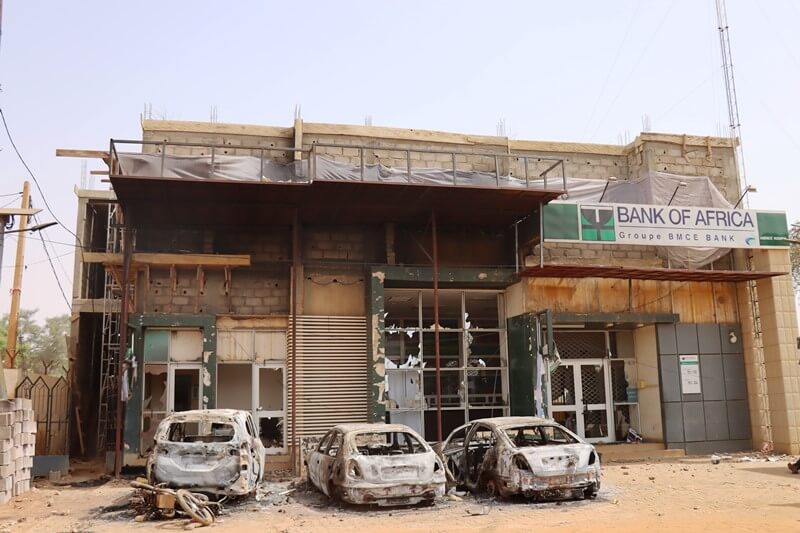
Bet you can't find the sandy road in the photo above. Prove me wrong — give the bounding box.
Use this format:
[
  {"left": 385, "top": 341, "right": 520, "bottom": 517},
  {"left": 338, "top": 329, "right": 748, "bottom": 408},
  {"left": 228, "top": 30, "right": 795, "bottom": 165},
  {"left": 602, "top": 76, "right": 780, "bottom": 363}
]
[{"left": 1, "top": 458, "right": 799, "bottom": 532}]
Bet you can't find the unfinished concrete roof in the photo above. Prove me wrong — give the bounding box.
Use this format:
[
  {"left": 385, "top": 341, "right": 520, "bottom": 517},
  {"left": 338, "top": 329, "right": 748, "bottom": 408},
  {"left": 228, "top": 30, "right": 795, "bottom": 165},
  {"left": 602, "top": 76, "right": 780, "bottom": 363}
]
[{"left": 141, "top": 119, "right": 737, "bottom": 156}]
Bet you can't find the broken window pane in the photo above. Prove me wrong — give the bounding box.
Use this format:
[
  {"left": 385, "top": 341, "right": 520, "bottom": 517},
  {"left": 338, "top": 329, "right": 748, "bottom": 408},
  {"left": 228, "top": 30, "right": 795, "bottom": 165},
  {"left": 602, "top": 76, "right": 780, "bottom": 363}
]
[
  {"left": 464, "top": 292, "right": 500, "bottom": 329},
  {"left": 423, "top": 370, "right": 463, "bottom": 408},
  {"left": 143, "top": 364, "right": 168, "bottom": 411},
  {"left": 352, "top": 432, "right": 426, "bottom": 455},
  {"left": 384, "top": 289, "right": 420, "bottom": 329},
  {"left": 466, "top": 331, "right": 503, "bottom": 368},
  {"left": 503, "top": 425, "right": 578, "bottom": 446},
  {"left": 258, "top": 417, "right": 284, "bottom": 449},
  {"left": 172, "top": 368, "right": 200, "bottom": 412},
  {"left": 422, "top": 331, "right": 461, "bottom": 367},
  {"left": 421, "top": 291, "right": 461, "bottom": 329},
  {"left": 466, "top": 369, "right": 504, "bottom": 407},
  {"left": 386, "top": 330, "right": 421, "bottom": 368},
  {"left": 170, "top": 330, "right": 204, "bottom": 362},
  {"left": 217, "top": 364, "right": 253, "bottom": 410},
  {"left": 258, "top": 367, "right": 284, "bottom": 411},
  {"left": 141, "top": 412, "right": 166, "bottom": 453},
  {"left": 552, "top": 411, "right": 578, "bottom": 434}
]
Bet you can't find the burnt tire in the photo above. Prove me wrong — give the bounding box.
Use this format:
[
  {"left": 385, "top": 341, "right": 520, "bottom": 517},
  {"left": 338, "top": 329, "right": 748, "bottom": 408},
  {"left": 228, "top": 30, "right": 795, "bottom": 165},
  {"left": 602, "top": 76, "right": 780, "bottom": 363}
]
[
  {"left": 583, "top": 483, "right": 599, "bottom": 500},
  {"left": 485, "top": 478, "right": 502, "bottom": 499},
  {"left": 327, "top": 480, "right": 341, "bottom": 503}
]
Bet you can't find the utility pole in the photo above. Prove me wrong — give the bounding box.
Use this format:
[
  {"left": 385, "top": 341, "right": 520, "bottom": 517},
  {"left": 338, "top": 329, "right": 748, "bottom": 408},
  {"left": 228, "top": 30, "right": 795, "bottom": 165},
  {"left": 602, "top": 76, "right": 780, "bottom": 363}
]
[{"left": 5, "top": 181, "right": 31, "bottom": 369}]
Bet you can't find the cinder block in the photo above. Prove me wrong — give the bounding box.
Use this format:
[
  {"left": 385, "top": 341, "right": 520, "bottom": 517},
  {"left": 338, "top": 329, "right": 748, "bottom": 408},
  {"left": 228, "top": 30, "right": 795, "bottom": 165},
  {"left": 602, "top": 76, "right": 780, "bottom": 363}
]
[
  {"left": 13, "top": 479, "right": 29, "bottom": 496},
  {"left": 21, "top": 421, "right": 36, "bottom": 434},
  {"left": 22, "top": 457, "right": 31, "bottom": 469},
  {"left": 0, "top": 427, "right": 11, "bottom": 441},
  {"left": 12, "top": 423, "right": 21, "bottom": 436},
  {"left": 21, "top": 444, "right": 34, "bottom": 458},
  {"left": 12, "top": 398, "right": 31, "bottom": 411},
  {"left": 10, "top": 447, "right": 20, "bottom": 461},
  {"left": 0, "top": 490, "right": 10, "bottom": 505},
  {"left": 0, "top": 412, "right": 15, "bottom": 426},
  {"left": 15, "top": 468, "right": 29, "bottom": 481},
  {"left": 0, "top": 400, "right": 14, "bottom": 413},
  {"left": 0, "top": 476, "right": 12, "bottom": 492},
  {"left": 0, "top": 464, "right": 13, "bottom": 477},
  {"left": 20, "top": 410, "right": 31, "bottom": 422},
  {"left": 0, "top": 451, "right": 9, "bottom": 466}
]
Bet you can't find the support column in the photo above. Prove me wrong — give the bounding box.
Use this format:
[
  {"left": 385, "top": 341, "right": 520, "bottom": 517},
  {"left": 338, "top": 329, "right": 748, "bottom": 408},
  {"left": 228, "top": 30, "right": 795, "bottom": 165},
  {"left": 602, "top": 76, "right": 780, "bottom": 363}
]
[
  {"left": 431, "top": 212, "right": 442, "bottom": 442},
  {"left": 739, "top": 249, "right": 800, "bottom": 454}
]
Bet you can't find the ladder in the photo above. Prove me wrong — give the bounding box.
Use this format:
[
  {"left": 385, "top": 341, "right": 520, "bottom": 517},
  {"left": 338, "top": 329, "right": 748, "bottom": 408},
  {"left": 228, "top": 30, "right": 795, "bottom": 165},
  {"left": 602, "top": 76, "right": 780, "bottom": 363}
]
[
  {"left": 97, "top": 203, "right": 122, "bottom": 453},
  {"left": 745, "top": 253, "right": 773, "bottom": 449}
]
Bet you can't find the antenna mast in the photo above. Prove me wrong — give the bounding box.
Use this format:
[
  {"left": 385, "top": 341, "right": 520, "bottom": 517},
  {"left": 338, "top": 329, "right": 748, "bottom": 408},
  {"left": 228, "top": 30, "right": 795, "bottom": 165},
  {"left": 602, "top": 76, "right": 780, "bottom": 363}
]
[{"left": 715, "top": 0, "right": 749, "bottom": 202}]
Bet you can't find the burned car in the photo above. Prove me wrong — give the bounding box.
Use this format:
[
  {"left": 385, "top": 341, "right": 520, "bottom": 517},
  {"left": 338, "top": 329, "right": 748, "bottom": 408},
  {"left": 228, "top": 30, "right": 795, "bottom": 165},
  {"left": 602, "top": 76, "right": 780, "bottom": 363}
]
[
  {"left": 438, "top": 417, "right": 600, "bottom": 500},
  {"left": 147, "top": 409, "right": 266, "bottom": 497},
  {"left": 306, "top": 423, "right": 446, "bottom": 506}
]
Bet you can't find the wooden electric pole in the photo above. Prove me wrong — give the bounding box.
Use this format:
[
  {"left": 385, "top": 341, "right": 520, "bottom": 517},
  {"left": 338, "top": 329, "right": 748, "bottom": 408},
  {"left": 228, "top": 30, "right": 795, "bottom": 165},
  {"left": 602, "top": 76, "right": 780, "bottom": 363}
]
[{"left": 5, "top": 181, "right": 31, "bottom": 369}]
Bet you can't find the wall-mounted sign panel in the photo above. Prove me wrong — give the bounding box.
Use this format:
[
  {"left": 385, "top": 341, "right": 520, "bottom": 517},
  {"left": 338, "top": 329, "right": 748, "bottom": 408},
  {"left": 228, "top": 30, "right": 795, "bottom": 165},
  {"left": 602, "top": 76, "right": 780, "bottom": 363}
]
[
  {"left": 679, "top": 355, "right": 702, "bottom": 395},
  {"left": 543, "top": 202, "right": 789, "bottom": 249}
]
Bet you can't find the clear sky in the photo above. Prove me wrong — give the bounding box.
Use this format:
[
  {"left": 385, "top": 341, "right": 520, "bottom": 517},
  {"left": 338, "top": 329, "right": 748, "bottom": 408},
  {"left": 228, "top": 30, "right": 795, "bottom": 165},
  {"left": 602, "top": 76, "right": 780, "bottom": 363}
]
[{"left": 0, "top": 0, "right": 798, "bottom": 320}]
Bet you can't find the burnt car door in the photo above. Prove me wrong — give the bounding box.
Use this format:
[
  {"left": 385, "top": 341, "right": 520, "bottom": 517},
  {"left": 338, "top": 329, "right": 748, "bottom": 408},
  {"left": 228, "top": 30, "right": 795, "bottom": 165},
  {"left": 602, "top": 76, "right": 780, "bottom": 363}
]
[
  {"left": 439, "top": 423, "right": 472, "bottom": 485},
  {"left": 318, "top": 430, "right": 344, "bottom": 497},
  {"left": 245, "top": 413, "right": 266, "bottom": 483},
  {"left": 308, "top": 430, "right": 334, "bottom": 491},
  {"left": 464, "top": 423, "right": 499, "bottom": 492}
]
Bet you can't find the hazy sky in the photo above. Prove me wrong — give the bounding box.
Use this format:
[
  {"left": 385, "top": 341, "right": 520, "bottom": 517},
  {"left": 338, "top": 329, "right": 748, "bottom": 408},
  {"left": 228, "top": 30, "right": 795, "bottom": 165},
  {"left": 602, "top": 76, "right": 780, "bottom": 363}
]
[{"left": 1, "top": 0, "right": 798, "bottom": 320}]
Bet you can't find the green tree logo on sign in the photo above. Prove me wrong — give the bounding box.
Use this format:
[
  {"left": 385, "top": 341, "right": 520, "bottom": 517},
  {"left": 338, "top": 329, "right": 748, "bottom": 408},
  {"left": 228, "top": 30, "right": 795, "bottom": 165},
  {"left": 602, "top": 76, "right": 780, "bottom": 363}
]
[{"left": 581, "top": 206, "right": 616, "bottom": 242}]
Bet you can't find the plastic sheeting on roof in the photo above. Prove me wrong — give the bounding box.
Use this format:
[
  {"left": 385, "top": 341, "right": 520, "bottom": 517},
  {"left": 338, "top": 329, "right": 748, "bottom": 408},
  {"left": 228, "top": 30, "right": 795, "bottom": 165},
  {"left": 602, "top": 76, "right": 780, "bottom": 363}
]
[
  {"left": 553, "top": 172, "right": 734, "bottom": 269},
  {"left": 116, "top": 152, "right": 566, "bottom": 191}
]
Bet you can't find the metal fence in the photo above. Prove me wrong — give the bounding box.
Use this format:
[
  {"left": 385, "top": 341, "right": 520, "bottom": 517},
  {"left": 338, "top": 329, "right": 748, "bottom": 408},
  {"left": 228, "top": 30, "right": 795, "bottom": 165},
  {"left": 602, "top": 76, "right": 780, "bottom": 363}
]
[{"left": 15, "top": 375, "right": 70, "bottom": 456}]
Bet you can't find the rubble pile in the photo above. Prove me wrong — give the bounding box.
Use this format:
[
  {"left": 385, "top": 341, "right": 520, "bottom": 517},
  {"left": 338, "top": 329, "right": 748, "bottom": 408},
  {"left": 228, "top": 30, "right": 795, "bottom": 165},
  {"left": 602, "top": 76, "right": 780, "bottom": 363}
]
[{"left": 0, "top": 399, "right": 36, "bottom": 504}]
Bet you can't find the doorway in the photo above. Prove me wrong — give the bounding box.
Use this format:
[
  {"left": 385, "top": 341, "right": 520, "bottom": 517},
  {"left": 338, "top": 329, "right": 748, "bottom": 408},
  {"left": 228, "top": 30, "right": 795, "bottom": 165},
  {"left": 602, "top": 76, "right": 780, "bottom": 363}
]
[
  {"left": 168, "top": 364, "right": 202, "bottom": 413},
  {"left": 549, "top": 359, "right": 614, "bottom": 443}
]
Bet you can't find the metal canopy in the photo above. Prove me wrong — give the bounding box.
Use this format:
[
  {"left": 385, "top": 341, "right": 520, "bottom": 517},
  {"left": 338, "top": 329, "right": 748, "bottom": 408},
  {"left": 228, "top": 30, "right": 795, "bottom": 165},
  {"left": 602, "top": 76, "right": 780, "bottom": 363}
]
[
  {"left": 519, "top": 263, "right": 784, "bottom": 282},
  {"left": 109, "top": 174, "right": 563, "bottom": 227}
]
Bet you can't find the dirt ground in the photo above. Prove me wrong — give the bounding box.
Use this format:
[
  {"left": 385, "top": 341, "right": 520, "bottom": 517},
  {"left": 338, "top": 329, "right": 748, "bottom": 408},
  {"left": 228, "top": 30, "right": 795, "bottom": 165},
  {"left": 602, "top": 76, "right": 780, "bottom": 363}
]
[{"left": 1, "top": 456, "right": 800, "bottom": 533}]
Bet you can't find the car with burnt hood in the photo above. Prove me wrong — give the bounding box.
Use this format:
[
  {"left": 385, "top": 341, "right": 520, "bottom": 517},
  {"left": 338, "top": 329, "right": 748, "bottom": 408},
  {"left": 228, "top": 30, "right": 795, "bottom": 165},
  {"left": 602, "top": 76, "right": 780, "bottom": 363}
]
[
  {"left": 437, "top": 416, "right": 600, "bottom": 500},
  {"left": 147, "top": 409, "right": 266, "bottom": 497},
  {"left": 306, "top": 423, "right": 446, "bottom": 506}
]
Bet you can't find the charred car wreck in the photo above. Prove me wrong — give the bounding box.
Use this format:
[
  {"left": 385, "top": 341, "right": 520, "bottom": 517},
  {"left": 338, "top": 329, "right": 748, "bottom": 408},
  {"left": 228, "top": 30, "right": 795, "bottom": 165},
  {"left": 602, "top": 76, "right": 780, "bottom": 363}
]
[
  {"left": 439, "top": 417, "right": 601, "bottom": 500},
  {"left": 306, "top": 423, "right": 446, "bottom": 506},
  {"left": 147, "top": 409, "right": 266, "bottom": 497}
]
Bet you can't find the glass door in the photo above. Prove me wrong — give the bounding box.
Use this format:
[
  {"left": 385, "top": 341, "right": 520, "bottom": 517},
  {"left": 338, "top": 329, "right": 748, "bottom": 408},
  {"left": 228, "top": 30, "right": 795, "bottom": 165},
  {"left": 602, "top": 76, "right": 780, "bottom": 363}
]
[
  {"left": 549, "top": 360, "right": 614, "bottom": 443},
  {"left": 253, "top": 364, "right": 286, "bottom": 453},
  {"left": 168, "top": 364, "right": 202, "bottom": 413}
]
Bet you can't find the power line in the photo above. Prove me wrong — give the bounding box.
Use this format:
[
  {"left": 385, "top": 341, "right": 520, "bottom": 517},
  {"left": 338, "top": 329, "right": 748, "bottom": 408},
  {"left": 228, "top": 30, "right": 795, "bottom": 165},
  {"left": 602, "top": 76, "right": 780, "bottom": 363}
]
[
  {"left": 33, "top": 222, "right": 72, "bottom": 310},
  {"left": 0, "top": 191, "right": 22, "bottom": 198},
  {"left": 0, "top": 250, "right": 72, "bottom": 269}
]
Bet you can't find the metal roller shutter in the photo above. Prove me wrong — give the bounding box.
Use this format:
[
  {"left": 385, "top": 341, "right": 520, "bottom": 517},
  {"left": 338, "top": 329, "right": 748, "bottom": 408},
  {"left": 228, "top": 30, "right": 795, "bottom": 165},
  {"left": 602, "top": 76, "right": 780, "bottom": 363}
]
[{"left": 287, "top": 315, "right": 368, "bottom": 438}]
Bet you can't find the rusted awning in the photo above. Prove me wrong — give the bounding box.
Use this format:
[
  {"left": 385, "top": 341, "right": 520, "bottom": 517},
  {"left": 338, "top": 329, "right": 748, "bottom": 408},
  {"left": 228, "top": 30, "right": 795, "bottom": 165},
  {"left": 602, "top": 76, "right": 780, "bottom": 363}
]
[{"left": 519, "top": 263, "right": 785, "bottom": 282}]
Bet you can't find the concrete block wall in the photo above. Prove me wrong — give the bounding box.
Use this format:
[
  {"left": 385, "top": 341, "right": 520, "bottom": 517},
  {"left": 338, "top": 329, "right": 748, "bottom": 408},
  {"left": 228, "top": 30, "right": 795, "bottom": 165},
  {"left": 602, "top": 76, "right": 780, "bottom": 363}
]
[
  {"left": 303, "top": 225, "right": 382, "bottom": 264},
  {"left": 142, "top": 129, "right": 294, "bottom": 163},
  {"left": 0, "top": 398, "right": 36, "bottom": 505},
  {"left": 538, "top": 242, "right": 663, "bottom": 267}
]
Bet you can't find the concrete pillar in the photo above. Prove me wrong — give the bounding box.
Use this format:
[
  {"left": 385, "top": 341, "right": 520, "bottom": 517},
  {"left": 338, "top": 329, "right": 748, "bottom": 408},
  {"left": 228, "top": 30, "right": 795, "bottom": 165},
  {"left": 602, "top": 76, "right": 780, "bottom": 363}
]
[{"left": 738, "top": 249, "right": 800, "bottom": 453}]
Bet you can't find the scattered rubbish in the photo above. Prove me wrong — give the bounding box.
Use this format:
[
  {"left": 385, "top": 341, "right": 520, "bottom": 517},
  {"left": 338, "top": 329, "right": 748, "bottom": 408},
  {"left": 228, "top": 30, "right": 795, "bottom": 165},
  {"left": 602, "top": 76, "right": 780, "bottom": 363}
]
[
  {"left": 626, "top": 428, "right": 643, "bottom": 443},
  {"left": 466, "top": 504, "right": 491, "bottom": 516},
  {"left": 447, "top": 494, "right": 463, "bottom": 502}
]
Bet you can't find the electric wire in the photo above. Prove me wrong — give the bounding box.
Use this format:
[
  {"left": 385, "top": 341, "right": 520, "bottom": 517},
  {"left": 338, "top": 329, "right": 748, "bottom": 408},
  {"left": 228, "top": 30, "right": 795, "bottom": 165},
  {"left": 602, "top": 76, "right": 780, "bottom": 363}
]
[{"left": 32, "top": 212, "right": 72, "bottom": 310}]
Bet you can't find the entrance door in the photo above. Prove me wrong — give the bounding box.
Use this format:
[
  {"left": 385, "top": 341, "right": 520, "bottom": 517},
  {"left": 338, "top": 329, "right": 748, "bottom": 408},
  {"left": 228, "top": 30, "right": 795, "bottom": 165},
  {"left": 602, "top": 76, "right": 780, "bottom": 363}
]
[
  {"left": 167, "top": 364, "right": 202, "bottom": 413},
  {"left": 253, "top": 364, "right": 286, "bottom": 453},
  {"left": 549, "top": 359, "right": 613, "bottom": 443}
]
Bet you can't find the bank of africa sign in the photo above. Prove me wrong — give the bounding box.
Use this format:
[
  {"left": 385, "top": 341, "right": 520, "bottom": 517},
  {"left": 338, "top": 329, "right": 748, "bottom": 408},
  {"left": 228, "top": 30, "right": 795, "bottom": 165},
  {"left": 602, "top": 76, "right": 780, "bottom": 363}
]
[{"left": 544, "top": 202, "right": 789, "bottom": 249}]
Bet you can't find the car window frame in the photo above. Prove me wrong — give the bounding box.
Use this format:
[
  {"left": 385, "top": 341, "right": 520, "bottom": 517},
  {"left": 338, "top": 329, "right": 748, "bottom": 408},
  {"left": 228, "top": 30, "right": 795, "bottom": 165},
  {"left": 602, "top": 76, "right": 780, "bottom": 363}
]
[{"left": 325, "top": 430, "right": 344, "bottom": 457}]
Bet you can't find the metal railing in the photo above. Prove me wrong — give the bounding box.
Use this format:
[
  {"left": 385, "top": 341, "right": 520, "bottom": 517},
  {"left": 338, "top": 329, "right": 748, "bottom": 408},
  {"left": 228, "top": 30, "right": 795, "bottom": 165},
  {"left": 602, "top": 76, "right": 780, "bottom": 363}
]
[{"left": 109, "top": 139, "right": 568, "bottom": 192}]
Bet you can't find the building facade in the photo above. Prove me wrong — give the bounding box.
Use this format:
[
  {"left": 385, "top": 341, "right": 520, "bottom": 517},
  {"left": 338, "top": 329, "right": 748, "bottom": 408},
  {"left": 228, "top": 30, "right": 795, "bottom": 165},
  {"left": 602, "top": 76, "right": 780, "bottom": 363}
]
[{"left": 66, "top": 119, "right": 800, "bottom": 471}]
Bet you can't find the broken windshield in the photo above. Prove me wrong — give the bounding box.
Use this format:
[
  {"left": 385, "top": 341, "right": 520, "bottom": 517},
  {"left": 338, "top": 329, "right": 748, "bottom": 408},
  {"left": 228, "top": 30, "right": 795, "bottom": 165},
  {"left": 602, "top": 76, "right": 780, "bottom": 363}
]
[
  {"left": 352, "top": 431, "right": 427, "bottom": 456},
  {"left": 165, "top": 421, "right": 236, "bottom": 443},
  {"left": 503, "top": 425, "right": 578, "bottom": 447}
]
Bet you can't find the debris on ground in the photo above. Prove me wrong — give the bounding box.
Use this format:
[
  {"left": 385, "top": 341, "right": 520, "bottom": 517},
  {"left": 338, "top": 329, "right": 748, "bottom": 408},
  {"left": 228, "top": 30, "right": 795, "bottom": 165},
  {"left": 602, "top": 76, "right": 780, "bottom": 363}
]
[
  {"left": 129, "top": 479, "right": 222, "bottom": 527},
  {"left": 254, "top": 481, "right": 296, "bottom": 506},
  {"left": 465, "top": 504, "right": 491, "bottom": 516}
]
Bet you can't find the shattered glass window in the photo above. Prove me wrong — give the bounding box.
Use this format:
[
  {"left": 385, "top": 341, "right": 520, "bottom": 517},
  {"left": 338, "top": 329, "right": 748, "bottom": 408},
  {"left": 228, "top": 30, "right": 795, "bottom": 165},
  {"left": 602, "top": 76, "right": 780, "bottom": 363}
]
[
  {"left": 352, "top": 432, "right": 427, "bottom": 456},
  {"left": 503, "top": 425, "right": 578, "bottom": 447},
  {"left": 165, "top": 421, "right": 236, "bottom": 443}
]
